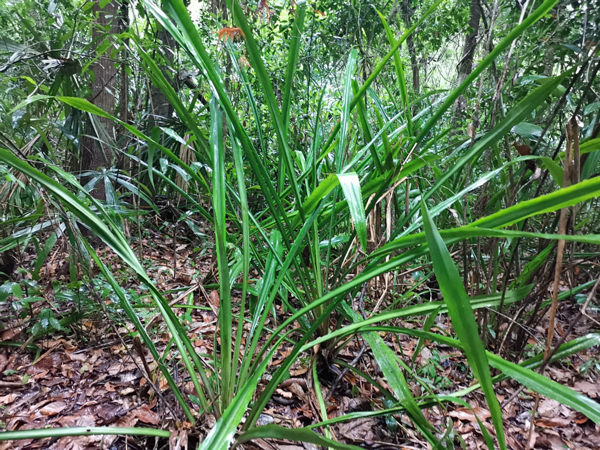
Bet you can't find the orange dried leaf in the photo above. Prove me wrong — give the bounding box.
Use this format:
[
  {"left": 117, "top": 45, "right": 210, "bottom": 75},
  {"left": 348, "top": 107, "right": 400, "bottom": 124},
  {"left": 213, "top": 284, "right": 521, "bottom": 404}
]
[{"left": 217, "top": 27, "right": 245, "bottom": 43}]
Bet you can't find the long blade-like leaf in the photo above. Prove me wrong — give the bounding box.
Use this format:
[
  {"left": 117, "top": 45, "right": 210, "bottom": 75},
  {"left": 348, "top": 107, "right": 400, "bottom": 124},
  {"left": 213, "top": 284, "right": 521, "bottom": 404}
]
[{"left": 421, "top": 201, "right": 506, "bottom": 449}]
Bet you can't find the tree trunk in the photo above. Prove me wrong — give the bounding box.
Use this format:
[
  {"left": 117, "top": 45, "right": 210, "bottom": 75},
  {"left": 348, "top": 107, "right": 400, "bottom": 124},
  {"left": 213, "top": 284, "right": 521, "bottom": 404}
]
[
  {"left": 118, "top": 0, "right": 131, "bottom": 171},
  {"left": 118, "top": 0, "right": 129, "bottom": 126},
  {"left": 149, "top": 26, "right": 176, "bottom": 129},
  {"left": 146, "top": 20, "right": 178, "bottom": 200},
  {"left": 454, "top": 0, "right": 482, "bottom": 119},
  {"left": 543, "top": 44, "right": 554, "bottom": 77},
  {"left": 80, "top": 0, "right": 119, "bottom": 201},
  {"left": 400, "top": 0, "right": 420, "bottom": 94}
]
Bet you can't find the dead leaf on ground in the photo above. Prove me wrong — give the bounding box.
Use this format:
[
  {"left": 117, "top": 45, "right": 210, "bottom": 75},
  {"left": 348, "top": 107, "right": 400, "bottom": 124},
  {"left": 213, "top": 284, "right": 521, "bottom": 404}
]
[
  {"left": 134, "top": 405, "right": 160, "bottom": 425},
  {"left": 573, "top": 380, "right": 600, "bottom": 398},
  {"left": 0, "top": 393, "right": 17, "bottom": 405},
  {"left": 449, "top": 406, "right": 491, "bottom": 423},
  {"left": 535, "top": 417, "right": 572, "bottom": 428},
  {"left": 334, "top": 417, "right": 376, "bottom": 442},
  {"left": 40, "top": 401, "right": 67, "bottom": 416},
  {"left": 208, "top": 290, "right": 220, "bottom": 313}
]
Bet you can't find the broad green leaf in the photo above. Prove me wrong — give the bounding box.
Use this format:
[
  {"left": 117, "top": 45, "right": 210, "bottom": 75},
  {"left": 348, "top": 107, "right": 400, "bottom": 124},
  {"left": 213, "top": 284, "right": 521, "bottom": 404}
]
[
  {"left": 337, "top": 173, "right": 367, "bottom": 251},
  {"left": 0, "top": 282, "right": 21, "bottom": 302},
  {"left": 336, "top": 49, "right": 358, "bottom": 172},
  {"left": 511, "top": 122, "right": 544, "bottom": 139},
  {"left": 302, "top": 174, "right": 339, "bottom": 215},
  {"left": 540, "top": 156, "right": 564, "bottom": 186}
]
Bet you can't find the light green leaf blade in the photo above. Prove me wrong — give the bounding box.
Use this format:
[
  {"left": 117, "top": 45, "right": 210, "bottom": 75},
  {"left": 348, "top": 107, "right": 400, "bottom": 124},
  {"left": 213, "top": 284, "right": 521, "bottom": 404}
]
[
  {"left": 540, "top": 156, "right": 564, "bottom": 186},
  {"left": 236, "top": 424, "right": 363, "bottom": 450},
  {"left": 337, "top": 173, "right": 368, "bottom": 251}
]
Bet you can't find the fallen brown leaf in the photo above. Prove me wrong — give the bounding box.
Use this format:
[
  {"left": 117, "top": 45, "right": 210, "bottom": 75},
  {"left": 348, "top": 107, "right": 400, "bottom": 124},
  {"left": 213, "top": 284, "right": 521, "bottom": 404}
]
[
  {"left": 40, "top": 401, "right": 67, "bottom": 416},
  {"left": 449, "top": 406, "right": 491, "bottom": 422}
]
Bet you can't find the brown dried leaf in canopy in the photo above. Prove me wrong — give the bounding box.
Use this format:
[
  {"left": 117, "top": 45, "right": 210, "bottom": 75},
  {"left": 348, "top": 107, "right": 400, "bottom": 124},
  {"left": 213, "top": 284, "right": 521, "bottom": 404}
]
[
  {"left": 467, "top": 123, "right": 476, "bottom": 141},
  {"left": 258, "top": 0, "right": 273, "bottom": 19},
  {"left": 217, "top": 27, "right": 245, "bottom": 43},
  {"left": 512, "top": 142, "right": 536, "bottom": 171},
  {"left": 512, "top": 142, "right": 532, "bottom": 156},
  {"left": 238, "top": 55, "right": 250, "bottom": 69}
]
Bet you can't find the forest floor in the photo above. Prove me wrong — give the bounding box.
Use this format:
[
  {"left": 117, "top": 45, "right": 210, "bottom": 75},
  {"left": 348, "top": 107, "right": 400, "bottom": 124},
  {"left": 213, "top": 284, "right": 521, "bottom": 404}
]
[{"left": 1, "top": 225, "right": 599, "bottom": 450}]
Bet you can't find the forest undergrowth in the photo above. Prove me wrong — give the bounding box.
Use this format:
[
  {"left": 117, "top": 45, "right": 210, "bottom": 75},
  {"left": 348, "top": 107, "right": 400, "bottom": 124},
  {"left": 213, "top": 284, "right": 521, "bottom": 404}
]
[
  {"left": 1, "top": 213, "right": 599, "bottom": 449},
  {"left": 1, "top": 0, "right": 600, "bottom": 449}
]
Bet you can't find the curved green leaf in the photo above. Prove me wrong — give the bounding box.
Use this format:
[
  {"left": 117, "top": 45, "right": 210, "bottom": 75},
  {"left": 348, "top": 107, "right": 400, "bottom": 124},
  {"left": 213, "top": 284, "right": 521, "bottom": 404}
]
[{"left": 421, "top": 201, "right": 506, "bottom": 449}]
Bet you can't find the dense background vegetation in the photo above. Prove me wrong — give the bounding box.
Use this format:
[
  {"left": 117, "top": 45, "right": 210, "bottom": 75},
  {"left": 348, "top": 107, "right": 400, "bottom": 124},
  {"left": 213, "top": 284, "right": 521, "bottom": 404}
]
[{"left": 0, "top": 0, "right": 599, "bottom": 448}]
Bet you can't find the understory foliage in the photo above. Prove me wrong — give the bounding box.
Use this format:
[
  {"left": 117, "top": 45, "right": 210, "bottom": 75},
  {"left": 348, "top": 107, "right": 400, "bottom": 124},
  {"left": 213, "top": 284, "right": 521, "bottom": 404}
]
[{"left": 1, "top": 0, "right": 600, "bottom": 448}]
